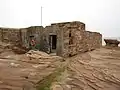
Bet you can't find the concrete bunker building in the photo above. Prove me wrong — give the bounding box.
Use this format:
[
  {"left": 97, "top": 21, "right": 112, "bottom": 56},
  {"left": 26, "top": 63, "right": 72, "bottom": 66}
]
[{"left": 0, "top": 21, "right": 102, "bottom": 57}]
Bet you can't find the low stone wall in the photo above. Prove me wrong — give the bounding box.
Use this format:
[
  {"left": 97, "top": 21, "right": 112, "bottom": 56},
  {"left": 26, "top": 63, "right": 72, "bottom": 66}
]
[
  {"left": 0, "top": 26, "right": 44, "bottom": 49},
  {"left": 85, "top": 31, "right": 102, "bottom": 51},
  {"left": 0, "top": 28, "right": 21, "bottom": 45}
]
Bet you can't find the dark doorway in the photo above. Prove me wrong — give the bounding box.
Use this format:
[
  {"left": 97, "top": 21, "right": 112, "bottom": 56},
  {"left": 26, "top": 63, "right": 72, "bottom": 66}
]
[{"left": 49, "top": 35, "right": 57, "bottom": 53}]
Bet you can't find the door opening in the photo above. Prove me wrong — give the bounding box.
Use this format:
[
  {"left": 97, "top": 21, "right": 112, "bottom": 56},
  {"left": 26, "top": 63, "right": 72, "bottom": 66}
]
[{"left": 49, "top": 35, "right": 57, "bottom": 53}]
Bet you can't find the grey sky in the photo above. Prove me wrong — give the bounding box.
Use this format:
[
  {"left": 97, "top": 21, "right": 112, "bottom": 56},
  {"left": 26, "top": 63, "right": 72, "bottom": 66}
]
[{"left": 0, "top": 0, "right": 120, "bottom": 37}]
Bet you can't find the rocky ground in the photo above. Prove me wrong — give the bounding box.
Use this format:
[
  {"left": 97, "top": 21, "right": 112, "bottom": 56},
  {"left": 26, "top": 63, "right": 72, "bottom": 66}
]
[
  {"left": 52, "top": 47, "right": 120, "bottom": 90},
  {"left": 0, "top": 43, "right": 120, "bottom": 90},
  {"left": 0, "top": 43, "right": 64, "bottom": 90}
]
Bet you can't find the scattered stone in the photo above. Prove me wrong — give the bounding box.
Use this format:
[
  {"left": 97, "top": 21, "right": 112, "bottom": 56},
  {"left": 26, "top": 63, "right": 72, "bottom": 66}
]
[
  {"left": 10, "top": 62, "right": 20, "bottom": 67},
  {"left": 52, "top": 84, "right": 63, "bottom": 90},
  {"left": 29, "top": 72, "right": 37, "bottom": 76}
]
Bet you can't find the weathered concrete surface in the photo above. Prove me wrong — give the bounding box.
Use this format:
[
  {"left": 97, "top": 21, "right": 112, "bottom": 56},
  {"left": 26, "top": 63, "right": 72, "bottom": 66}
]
[{"left": 104, "top": 39, "right": 120, "bottom": 47}]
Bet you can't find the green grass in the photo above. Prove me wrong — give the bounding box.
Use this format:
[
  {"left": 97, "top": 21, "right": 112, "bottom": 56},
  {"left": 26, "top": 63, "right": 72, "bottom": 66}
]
[{"left": 36, "top": 66, "right": 66, "bottom": 90}]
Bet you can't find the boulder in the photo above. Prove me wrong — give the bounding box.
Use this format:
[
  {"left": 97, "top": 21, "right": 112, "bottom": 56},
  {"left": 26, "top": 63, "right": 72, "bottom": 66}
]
[{"left": 104, "top": 39, "right": 120, "bottom": 47}]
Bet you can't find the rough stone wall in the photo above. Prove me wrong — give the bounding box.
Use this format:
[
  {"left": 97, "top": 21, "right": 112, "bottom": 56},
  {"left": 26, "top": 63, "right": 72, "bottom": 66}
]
[
  {"left": 52, "top": 21, "right": 102, "bottom": 57},
  {"left": 0, "top": 26, "right": 44, "bottom": 49},
  {"left": 59, "top": 22, "right": 87, "bottom": 57},
  {"left": 0, "top": 28, "right": 21, "bottom": 45},
  {"left": 0, "top": 21, "right": 102, "bottom": 57},
  {"left": 85, "top": 31, "right": 102, "bottom": 51},
  {"left": 0, "top": 29, "right": 2, "bottom": 41}
]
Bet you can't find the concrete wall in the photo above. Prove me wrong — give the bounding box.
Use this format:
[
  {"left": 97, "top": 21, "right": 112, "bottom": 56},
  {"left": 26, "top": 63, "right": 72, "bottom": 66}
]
[
  {"left": 26, "top": 26, "right": 44, "bottom": 49},
  {"left": 43, "top": 25, "right": 64, "bottom": 56},
  {"left": 27, "top": 26, "right": 43, "bottom": 43},
  {"left": 20, "top": 28, "right": 29, "bottom": 48}
]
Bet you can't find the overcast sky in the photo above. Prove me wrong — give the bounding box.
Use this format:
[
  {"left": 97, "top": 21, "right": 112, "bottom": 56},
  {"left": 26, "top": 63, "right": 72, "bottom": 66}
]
[{"left": 0, "top": 0, "right": 120, "bottom": 37}]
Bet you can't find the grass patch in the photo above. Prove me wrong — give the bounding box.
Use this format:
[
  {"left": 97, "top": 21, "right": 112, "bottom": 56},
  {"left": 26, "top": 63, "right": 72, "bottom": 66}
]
[{"left": 36, "top": 66, "right": 66, "bottom": 90}]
